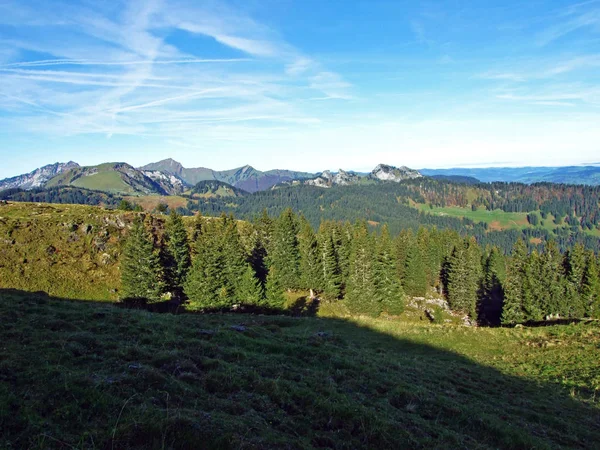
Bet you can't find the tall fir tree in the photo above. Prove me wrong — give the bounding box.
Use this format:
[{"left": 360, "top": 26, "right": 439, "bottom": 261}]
[
  {"left": 164, "top": 210, "right": 191, "bottom": 299},
  {"left": 345, "top": 222, "right": 379, "bottom": 317},
  {"left": 298, "top": 215, "right": 323, "bottom": 292},
  {"left": 538, "top": 240, "right": 563, "bottom": 317},
  {"left": 581, "top": 250, "right": 600, "bottom": 318},
  {"left": 394, "top": 229, "right": 413, "bottom": 282},
  {"left": 120, "top": 217, "right": 164, "bottom": 302},
  {"left": 478, "top": 247, "right": 505, "bottom": 325},
  {"left": 264, "top": 266, "right": 286, "bottom": 309},
  {"left": 184, "top": 220, "right": 228, "bottom": 309},
  {"left": 501, "top": 239, "right": 528, "bottom": 325},
  {"left": 445, "top": 237, "right": 481, "bottom": 319},
  {"left": 563, "top": 244, "right": 587, "bottom": 318},
  {"left": 318, "top": 222, "right": 342, "bottom": 299},
  {"left": 237, "top": 264, "right": 264, "bottom": 306},
  {"left": 403, "top": 239, "right": 428, "bottom": 297},
  {"left": 375, "top": 225, "right": 405, "bottom": 315},
  {"left": 268, "top": 208, "right": 301, "bottom": 290}
]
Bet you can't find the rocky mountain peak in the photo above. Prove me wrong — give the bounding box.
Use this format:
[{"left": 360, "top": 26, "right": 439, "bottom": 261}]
[{"left": 370, "top": 164, "right": 422, "bottom": 182}]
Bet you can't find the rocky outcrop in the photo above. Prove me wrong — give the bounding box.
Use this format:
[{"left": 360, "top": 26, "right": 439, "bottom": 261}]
[
  {"left": 305, "top": 169, "right": 361, "bottom": 188},
  {"left": 369, "top": 164, "right": 423, "bottom": 182},
  {"left": 0, "top": 162, "right": 79, "bottom": 191}
]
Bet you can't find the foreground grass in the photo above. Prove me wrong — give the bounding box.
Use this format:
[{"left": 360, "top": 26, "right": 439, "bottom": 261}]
[{"left": 1, "top": 289, "right": 599, "bottom": 449}]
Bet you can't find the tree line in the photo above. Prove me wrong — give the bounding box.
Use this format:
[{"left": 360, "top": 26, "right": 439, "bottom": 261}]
[{"left": 121, "top": 209, "right": 600, "bottom": 324}]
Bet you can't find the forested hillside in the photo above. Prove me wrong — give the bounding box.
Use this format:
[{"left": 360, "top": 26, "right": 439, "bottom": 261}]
[
  {"left": 4, "top": 176, "right": 600, "bottom": 254},
  {"left": 4, "top": 202, "right": 596, "bottom": 326},
  {"left": 180, "top": 180, "right": 600, "bottom": 253}
]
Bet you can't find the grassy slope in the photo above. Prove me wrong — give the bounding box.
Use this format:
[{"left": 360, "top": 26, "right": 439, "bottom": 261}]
[
  {"left": 71, "top": 171, "right": 133, "bottom": 194},
  {"left": 416, "top": 204, "right": 599, "bottom": 237},
  {"left": 124, "top": 195, "right": 189, "bottom": 211},
  {"left": 417, "top": 204, "right": 529, "bottom": 230},
  {"left": 0, "top": 202, "right": 143, "bottom": 300},
  {"left": 1, "top": 289, "right": 599, "bottom": 449}
]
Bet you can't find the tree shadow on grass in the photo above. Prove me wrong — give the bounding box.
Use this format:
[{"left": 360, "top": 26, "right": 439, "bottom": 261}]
[{"left": 1, "top": 288, "right": 599, "bottom": 449}]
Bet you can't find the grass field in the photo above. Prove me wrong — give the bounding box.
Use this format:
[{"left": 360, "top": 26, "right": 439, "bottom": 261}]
[
  {"left": 416, "top": 204, "right": 600, "bottom": 237},
  {"left": 1, "top": 289, "right": 599, "bottom": 449},
  {"left": 71, "top": 171, "right": 133, "bottom": 194},
  {"left": 417, "top": 204, "right": 529, "bottom": 230},
  {"left": 124, "top": 195, "right": 189, "bottom": 211}
]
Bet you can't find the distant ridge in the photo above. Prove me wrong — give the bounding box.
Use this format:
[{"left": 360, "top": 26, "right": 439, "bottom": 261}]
[
  {"left": 420, "top": 166, "right": 600, "bottom": 185},
  {"left": 140, "top": 159, "right": 316, "bottom": 193}
]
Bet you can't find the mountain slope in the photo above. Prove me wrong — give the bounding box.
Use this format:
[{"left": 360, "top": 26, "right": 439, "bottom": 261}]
[
  {"left": 0, "top": 161, "right": 79, "bottom": 191},
  {"left": 46, "top": 163, "right": 169, "bottom": 195}
]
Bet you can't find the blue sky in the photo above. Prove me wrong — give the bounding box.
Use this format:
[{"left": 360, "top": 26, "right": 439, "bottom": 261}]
[{"left": 1, "top": 0, "right": 600, "bottom": 179}]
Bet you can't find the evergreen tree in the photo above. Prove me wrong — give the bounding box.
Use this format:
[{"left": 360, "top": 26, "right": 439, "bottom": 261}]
[
  {"left": 563, "top": 244, "right": 587, "bottom": 318},
  {"left": 264, "top": 267, "right": 285, "bottom": 309},
  {"left": 237, "top": 264, "right": 264, "bottom": 306},
  {"left": 445, "top": 238, "right": 481, "bottom": 319},
  {"left": 478, "top": 247, "right": 505, "bottom": 325},
  {"left": 318, "top": 222, "right": 342, "bottom": 299},
  {"left": 403, "top": 239, "right": 428, "bottom": 297},
  {"left": 394, "top": 229, "right": 413, "bottom": 282},
  {"left": 184, "top": 221, "right": 227, "bottom": 309},
  {"left": 581, "top": 251, "right": 600, "bottom": 318},
  {"left": 120, "top": 217, "right": 164, "bottom": 302},
  {"left": 164, "top": 210, "right": 191, "bottom": 299},
  {"left": 221, "top": 214, "right": 247, "bottom": 302},
  {"left": 268, "top": 208, "right": 301, "bottom": 290},
  {"left": 522, "top": 250, "right": 544, "bottom": 322},
  {"left": 298, "top": 215, "right": 323, "bottom": 292},
  {"left": 345, "top": 222, "right": 379, "bottom": 317},
  {"left": 375, "top": 225, "right": 405, "bottom": 315},
  {"left": 537, "top": 240, "right": 563, "bottom": 317},
  {"left": 502, "top": 239, "right": 528, "bottom": 325}
]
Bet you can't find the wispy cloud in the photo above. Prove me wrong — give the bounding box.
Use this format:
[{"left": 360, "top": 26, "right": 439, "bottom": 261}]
[
  {"left": 0, "top": 0, "right": 351, "bottom": 143},
  {"left": 536, "top": 2, "right": 600, "bottom": 46}
]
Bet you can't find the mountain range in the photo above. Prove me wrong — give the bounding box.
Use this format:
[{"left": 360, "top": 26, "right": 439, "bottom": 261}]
[
  {"left": 4, "top": 160, "right": 600, "bottom": 197},
  {"left": 0, "top": 160, "right": 424, "bottom": 196}
]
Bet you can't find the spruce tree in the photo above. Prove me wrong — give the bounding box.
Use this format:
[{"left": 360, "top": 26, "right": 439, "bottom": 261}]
[
  {"left": 478, "top": 247, "right": 505, "bottom": 325},
  {"left": 521, "top": 250, "right": 544, "bottom": 322},
  {"left": 345, "top": 222, "right": 379, "bottom": 317},
  {"left": 264, "top": 267, "right": 285, "bottom": 309},
  {"left": 164, "top": 210, "right": 191, "bottom": 299},
  {"left": 582, "top": 251, "right": 600, "bottom": 318},
  {"left": 318, "top": 222, "right": 342, "bottom": 299},
  {"left": 268, "top": 208, "right": 301, "bottom": 290},
  {"left": 538, "top": 240, "right": 563, "bottom": 317},
  {"left": 394, "top": 229, "right": 413, "bottom": 282},
  {"left": 445, "top": 238, "right": 481, "bottom": 319},
  {"left": 237, "top": 264, "right": 264, "bottom": 306},
  {"left": 120, "top": 217, "right": 164, "bottom": 302},
  {"left": 375, "top": 225, "right": 405, "bottom": 315},
  {"left": 298, "top": 216, "right": 323, "bottom": 292},
  {"left": 184, "top": 222, "right": 227, "bottom": 309},
  {"left": 501, "top": 239, "right": 528, "bottom": 325},
  {"left": 221, "top": 215, "right": 247, "bottom": 302},
  {"left": 564, "top": 244, "right": 587, "bottom": 318},
  {"left": 403, "top": 240, "right": 428, "bottom": 297}
]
